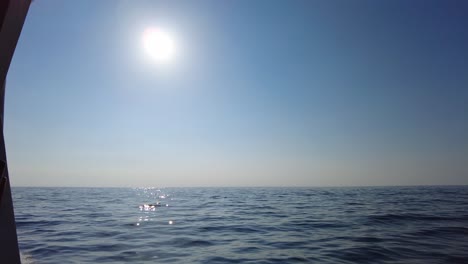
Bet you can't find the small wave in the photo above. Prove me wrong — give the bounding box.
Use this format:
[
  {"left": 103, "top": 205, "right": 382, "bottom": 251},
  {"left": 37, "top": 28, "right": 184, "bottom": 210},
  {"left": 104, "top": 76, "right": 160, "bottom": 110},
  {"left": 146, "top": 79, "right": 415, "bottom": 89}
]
[
  {"left": 326, "top": 246, "right": 398, "bottom": 263},
  {"left": 198, "top": 225, "right": 264, "bottom": 234},
  {"left": 409, "top": 226, "right": 468, "bottom": 238},
  {"left": 232, "top": 246, "right": 261, "bottom": 253},
  {"left": 366, "top": 213, "right": 458, "bottom": 225},
  {"left": 351, "top": 236, "right": 383, "bottom": 243},
  {"left": 168, "top": 237, "right": 214, "bottom": 247},
  {"left": 16, "top": 219, "right": 64, "bottom": 228},
  {"left": 264, "top": 256, "right": 311, "bottom": 263},
  {"left": 267, "top": 240, "right": 308, "bottom": 249},
  {"left": 202, "top": 256, "right": 249, "bottom": 263}
]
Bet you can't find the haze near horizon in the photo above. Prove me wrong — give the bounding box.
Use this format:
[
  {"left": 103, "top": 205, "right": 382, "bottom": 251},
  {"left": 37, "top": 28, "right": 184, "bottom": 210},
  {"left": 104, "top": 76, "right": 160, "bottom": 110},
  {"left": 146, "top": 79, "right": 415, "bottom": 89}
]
[{"left": 5, "top": 0, "right": 468, "bottom": 187}]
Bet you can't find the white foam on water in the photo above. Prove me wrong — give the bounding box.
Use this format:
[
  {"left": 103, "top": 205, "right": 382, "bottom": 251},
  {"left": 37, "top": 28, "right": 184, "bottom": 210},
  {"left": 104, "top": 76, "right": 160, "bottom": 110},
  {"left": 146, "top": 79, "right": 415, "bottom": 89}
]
[{"left": 21, "top": 252, "right": 36, "bottom": 264}]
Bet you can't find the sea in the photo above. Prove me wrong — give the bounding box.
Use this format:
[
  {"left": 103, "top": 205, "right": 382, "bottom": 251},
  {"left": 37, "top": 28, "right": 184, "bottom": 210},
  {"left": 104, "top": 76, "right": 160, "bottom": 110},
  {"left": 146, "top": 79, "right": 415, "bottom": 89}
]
[{"left": 12, "top": 186, "right": 468, "bottom": 263}]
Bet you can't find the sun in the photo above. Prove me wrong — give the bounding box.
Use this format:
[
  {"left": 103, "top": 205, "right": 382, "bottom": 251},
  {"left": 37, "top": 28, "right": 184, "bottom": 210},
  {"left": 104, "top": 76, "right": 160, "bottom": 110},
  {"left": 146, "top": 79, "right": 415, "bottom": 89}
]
[{"left": 142, "top": 27, "right": 175, "bottom": 63}]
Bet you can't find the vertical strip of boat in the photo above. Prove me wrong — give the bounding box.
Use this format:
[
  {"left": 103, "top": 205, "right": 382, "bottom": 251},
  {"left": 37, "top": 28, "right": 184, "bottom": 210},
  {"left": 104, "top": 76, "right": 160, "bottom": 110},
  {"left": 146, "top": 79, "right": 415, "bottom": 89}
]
[{"left": 0, "top": 0, "right": 31, "bottom": 263}]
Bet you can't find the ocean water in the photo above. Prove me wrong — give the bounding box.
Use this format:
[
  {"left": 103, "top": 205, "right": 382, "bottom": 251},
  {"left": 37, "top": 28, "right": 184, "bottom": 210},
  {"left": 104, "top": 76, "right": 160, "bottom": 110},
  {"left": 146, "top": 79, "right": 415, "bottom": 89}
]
[{"left": 12, "top": 186, "right": 468, "bottom": 263}]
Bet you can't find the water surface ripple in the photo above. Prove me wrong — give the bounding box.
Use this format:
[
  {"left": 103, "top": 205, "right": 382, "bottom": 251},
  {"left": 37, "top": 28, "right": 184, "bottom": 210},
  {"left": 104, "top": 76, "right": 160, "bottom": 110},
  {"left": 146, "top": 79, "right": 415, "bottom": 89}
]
[{"left": 13, "top": 186, "right": 468, "bottom": 263}]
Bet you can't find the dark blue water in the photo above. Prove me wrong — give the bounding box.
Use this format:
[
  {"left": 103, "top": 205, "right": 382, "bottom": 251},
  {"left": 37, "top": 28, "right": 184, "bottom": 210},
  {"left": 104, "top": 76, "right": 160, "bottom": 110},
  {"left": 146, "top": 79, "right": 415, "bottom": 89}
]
[{"left": 12, "top": 186, "right": 468, "bottom": 263}]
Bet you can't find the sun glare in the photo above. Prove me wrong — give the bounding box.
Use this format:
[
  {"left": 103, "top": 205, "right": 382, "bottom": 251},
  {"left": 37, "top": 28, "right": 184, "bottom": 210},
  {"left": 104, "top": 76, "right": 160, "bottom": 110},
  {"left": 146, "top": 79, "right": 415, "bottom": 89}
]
[{"left": 142, "top": 27, "right": 175, "bottom": 63}]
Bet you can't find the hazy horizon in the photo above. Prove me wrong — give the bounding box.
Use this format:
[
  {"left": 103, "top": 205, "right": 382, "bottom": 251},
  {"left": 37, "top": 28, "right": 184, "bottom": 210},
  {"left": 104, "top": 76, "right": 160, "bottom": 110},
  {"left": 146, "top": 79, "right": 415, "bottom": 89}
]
[
  {"left": 11, "top": 184, "right": 468, "bottom": 189},
  {"left": 6, "top": 0, "right": 468, "bottom": 187}
]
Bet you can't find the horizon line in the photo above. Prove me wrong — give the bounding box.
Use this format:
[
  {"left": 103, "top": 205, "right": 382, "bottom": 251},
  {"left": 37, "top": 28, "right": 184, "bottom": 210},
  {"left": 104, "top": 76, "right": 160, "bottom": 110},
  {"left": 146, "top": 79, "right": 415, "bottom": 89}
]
[{"left": 10, "top": 184, "right": 468, "bottom": 189}]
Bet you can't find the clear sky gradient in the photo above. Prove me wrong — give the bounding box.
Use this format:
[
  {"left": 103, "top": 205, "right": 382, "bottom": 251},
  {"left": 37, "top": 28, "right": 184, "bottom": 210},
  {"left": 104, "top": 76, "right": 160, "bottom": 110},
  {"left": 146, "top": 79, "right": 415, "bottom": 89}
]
[{"left": 5, "top": 0, "right": 468, "bottom": 187}]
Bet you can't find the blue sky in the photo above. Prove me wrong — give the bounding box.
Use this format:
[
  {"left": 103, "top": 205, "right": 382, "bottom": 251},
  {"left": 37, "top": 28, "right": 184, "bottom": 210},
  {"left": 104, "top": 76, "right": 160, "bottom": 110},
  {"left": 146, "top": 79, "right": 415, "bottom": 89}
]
[{"left": 5, "top": 0, "right": 468, "bottom": 187}]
